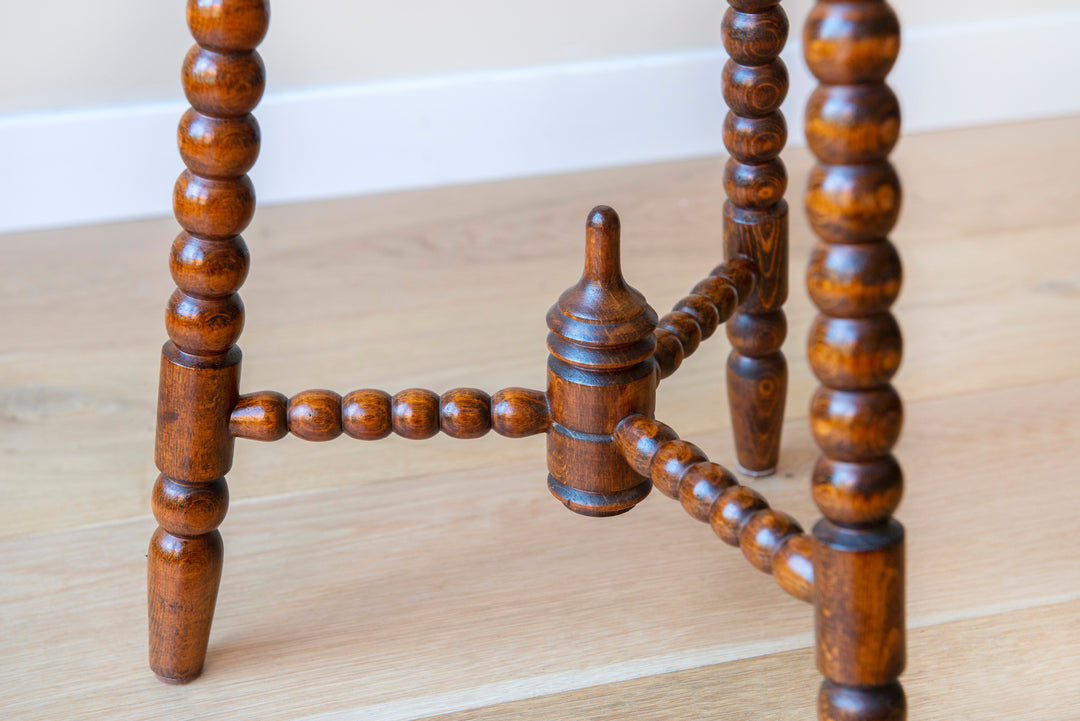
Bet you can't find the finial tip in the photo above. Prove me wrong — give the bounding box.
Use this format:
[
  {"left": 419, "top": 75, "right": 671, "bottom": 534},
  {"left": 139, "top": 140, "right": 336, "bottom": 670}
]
[
  {"left": 587, "top": 205, "right": 620, "bottom": 232},
  {"left": 583, "top": 205, "right": 621, "bottom": 282}
]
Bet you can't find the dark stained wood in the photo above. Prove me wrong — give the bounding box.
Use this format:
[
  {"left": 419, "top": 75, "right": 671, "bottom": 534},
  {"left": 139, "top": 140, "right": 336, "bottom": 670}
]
[
  {"left": 149, "top": 0, "right": 270, "bottom": 685},
  {"left": 773, "top": 533, "right": 815, "bottom": 604},
  {"left": 545, "top": 206, "right": 657, "bottom": 516},
  {"left": 657, "top": 311, "right": 702, "bottom": 357},
  {"left": 649, "top": 440, "right": 708, "bottom": 499},
  {"left": 819, "top": 680, "right": 906, "bottom": 721},
  {"left": 807, "top": 240, "right": 902, "bottom": 319},
  {"left": 652, "top": 257, "right": 765, "bottom": 385},
  {"left": 173, "top": 171, "right": 257, "bottom": 239},
  {"left": 652, "top": 327, "right": 685, "bottom": 380},
  {"left": 807, "top": 315, "right": 902, "bottom": 391},
  {"left": 288, "top": 389, "right": 344, "bottom": 442},
  {"left": 228, "top": 386, "right": 549, "bottom": 442},
  {"left": 147, "top": 528, "right": 224, "bottom": 684},
  {"left": 170, "top": 232, "right": 250, "bottom": 296},
  {"left": 806, "top": 162, "right": 901, "bottom": 245},
  {"left": 711, "top": 484, "right": 769, "bottom": 546},
  {"left": 612, "top": 414, "right": 812, "bottom": 603},
  {"left": 814, "top": 521, "right": 905, "bottom": 686},
  {"left": 810, "top": 387, "right": 902, "bottom": 461},
  {"left": 181, "top": 46, "right": 265, "bottom": 117},
  {"left": 671, "top": 294, "right": 720, "bottom": 340},
  {"left": 811, "top": 456, "right": 902, "bottom": 528},
  {"left": 722, "top": 0, "right": 791, "bottom": 477},
  {"left": 342, "top": 389, "right": 393, "bottom": 440},
  {"left": 804, "top": 0, "right": 907, "bottom": 717},
  {"left": 152, "top": 475, "right": 229, "bottom": 539},
  {"left": 677, "top": 461, "right": 737, "bottom": 523},
  {"left": 612, "top": 415, "right": 679, "bottom": 477},
  {"left": 490, "top": 388, "right": 550, "bottom": 438},
  {"left": 723, "top": 4, "right": 789, "bottom": 66},
  {"left": 165, "top": 288, "right": 245, "bottom": 355},
  {"left": 147, "top": 0, "right": 909, "bottom": 706},
  {"left": 155, "top": 344, "right": 240, "bottom": 485},
  {"left": 186, "top": 0, "right": 270, "bottom": 53},
  {"left": 439, "top": 388, "right": 492, "bottom": 439},
  {"left": 691, "top": 275, "right": 738, "bottom": 322},
  {"left": 229, "top": 390, "right": 288, "bottom": 441},
  {"left": 178, "top": 110, "right": 261, "bottom": 180},
  {"left": 392, "top": 388, "right": 441, "bottom": 440}
]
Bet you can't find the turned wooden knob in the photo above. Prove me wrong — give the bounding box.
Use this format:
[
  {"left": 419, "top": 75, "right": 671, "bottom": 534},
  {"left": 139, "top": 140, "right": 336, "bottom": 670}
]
[{"left": 545, "top": 207, "right": 658, "bottom": 517}]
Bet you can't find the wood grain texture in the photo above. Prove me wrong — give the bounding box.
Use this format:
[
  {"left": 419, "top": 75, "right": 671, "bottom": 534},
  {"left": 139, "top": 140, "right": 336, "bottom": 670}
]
[
  {"left": 429, "top": 601, "right": 1080, "bottom": 721},
  {"left": 613, "top": 414, "right": 812, "bottom": 602},
  {"left": 722, "top": 0, "right": 791, "bottom": 476},
  {"left": 490, "top": 388, "right": 550, "bottom": 438},
  {"left": 653, "top": 259, "right": 751, "bottom": 383},
  {"left": 2, "top": 380, "right": 1079, "bottom": 719},
  {"left": 1, "top": 117, "right": 1079, "bottom": 717},
  {"left": 287, "top": 389, "right": 344, "bottom": 442},
  {"left": 545, "top": 206, "right": 657, "bottom": 517},
  {"left": 803, "top": 1, "right": 907, "bottom": 716},
  {"left": 230, "top": 390, "right": 288, "bottom": 441},
  {"left": 3, "top": 117, "right": 1077, "bottom": 537},
  {"left": 150, "top": 0, "right": 270, "bottom": 684}
]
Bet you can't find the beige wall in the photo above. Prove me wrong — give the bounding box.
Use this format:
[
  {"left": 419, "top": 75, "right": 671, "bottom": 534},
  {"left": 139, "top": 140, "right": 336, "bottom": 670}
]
[{"left": 2, "top": 0, "right": 1075, "bottom": 114}]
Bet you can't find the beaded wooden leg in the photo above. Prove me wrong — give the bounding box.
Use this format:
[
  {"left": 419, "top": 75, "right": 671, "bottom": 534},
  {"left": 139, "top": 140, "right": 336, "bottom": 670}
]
[
  {"left": 546, "top": 207, "right": 658, "bottom": 517},
  {"left": 803, "top": 2, "right": 906, "bottom": 719},
  {"left": 721, "top": 0, "right": 790, "bottom": 476},
  {"left": 149, "top": 0, "right": 269, "bottom": 684}
]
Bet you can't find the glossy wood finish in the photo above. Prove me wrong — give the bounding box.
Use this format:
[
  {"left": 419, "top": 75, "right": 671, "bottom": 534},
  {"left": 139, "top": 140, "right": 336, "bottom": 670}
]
[
  {"left": 804, "top": 2, "right": 907, "bottom": 719},
  {"left": 653, "top": 257, "right": 756, "bottom": 382},
  {"left": 149, "top": 0, "right": 268, "bottom": 685},
  {"left": 229, "top": 390, "right": 288, "bottom": 441},
  {"left": 230, "top": 386, "right": 549, "bottom": 441},
  {"left": 490, "top": 388, "right": 551, "bottom": 438},
  {"left": 342, "top": 389, "right": 393, "bottom": 440},
  {"left": 722, "top": 0, "right": 790, "bottom": 477},
  {"left": 145, "top": 0, "right": 911, "bottom": 708},
  {"left": 288, "top": 389, "right": 344, "bottom": 442},
  {"left": 613, "top": 414, "right": 813, "bottom": 603},
  {"left": 545, "top": 207, "right": 657, "bottom": 516},
  {"left": 392, "top": 388, "right": 441, "bottom": 440},
  {"left": 439, "top": 388, "right": 492, "bottom": 439}
]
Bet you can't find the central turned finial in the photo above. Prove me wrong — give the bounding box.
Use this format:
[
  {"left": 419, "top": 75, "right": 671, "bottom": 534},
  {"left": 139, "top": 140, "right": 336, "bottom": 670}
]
[
  {"left": 545, "top": 206, "right": 658, "bottom": 517},
  {"left": 583, "top": 205, "right": 623, "bottom": 282}
]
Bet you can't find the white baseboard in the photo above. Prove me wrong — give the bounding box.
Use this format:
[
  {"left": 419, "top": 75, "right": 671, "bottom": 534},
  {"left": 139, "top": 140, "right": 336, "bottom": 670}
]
[{"left": 2, "top": 11, "right": 1079, "bottom": 235}]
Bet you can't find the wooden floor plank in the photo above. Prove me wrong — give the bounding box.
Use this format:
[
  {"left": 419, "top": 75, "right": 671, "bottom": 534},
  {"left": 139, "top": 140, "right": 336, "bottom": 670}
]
[
  {"left": 2, "top": 117, "right": 1079, "bottom": 719},
  {"left": 3, "top": 116, "right": 1080, "bottom": 535},
  {"left": 2, "top": 377, "right": 1078, "bottom": 720},
  {"left": 425, "top": 600, "right": 1080, "bottom": 721}
]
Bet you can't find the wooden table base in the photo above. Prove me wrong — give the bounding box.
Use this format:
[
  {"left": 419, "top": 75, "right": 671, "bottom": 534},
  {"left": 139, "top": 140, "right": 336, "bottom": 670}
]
[{"left": 150, "top": 1, "right": 907, "bottom": 718}]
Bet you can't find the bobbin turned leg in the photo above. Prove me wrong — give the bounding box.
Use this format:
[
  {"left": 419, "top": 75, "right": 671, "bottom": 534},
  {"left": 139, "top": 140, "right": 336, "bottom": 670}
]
[
  {"left": 803, "top": 1, "right": 906, "bottom": 718},
  {"left": 149, "top": 0, "right": 269, "bottom": 683},
  {"left": 546, "top": 207, "right": 658, "bottom": 516},
  {"left": 721, "top": 0, "right": 790, "bottom": 476}
]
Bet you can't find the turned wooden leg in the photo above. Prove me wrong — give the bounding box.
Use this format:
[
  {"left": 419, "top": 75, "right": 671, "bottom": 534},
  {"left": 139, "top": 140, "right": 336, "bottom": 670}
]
[
  {"left": 721, "top": 0, "right": 790, "bottom": 476},
  {"left": 804, "top": 1, "right": 906, "bottom": 719},
  {"left": 148, "top": 0, "right": 269, "bottom": 683}
]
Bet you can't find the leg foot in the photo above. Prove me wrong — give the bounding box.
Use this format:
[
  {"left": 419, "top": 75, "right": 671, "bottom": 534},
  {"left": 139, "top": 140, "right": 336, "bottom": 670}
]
[
  {"left": 726, "top": 346, "right": 787, "bottom": 475},
  {"left": 736, "top": 463, "right": 777, "bottom": 478},
  {"left": 148, "top": 527, "right": 224, "bottom": 683}
]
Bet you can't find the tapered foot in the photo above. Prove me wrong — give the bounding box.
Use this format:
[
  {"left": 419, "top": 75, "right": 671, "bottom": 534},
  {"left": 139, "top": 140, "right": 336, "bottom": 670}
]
[
  {"left": 726, "top": 348, "right": 787, "bottom": 476},
  {"left": 148, "top": 527, "right": 224, "bottom": 683}
]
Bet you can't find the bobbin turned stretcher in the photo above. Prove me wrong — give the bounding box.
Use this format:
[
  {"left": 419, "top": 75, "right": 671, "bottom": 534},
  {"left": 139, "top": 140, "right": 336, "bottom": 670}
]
[{"left": 151, "top": 2, "right": 906, "bottom": 718}]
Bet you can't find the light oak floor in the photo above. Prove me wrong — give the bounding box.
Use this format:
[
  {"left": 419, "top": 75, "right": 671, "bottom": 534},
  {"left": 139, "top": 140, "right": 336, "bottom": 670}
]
[{"left": 2, "top": 116, "right": 1079, "bottom": 719}]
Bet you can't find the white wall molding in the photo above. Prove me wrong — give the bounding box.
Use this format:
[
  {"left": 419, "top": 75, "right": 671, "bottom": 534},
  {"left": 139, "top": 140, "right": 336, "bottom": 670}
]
[{"left": 2, "top": 11, "right": 1079, "bottom": 234}]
